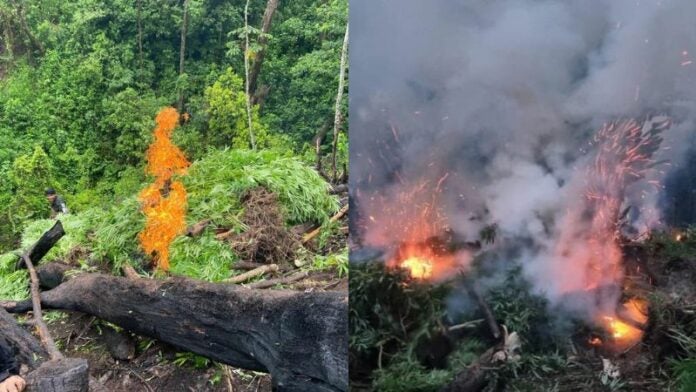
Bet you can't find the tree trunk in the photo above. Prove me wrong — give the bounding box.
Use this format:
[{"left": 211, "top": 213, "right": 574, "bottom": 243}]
[
  {"left": 244, "top": 0, "right": 256, "bottom": 150},
  {"left": 177, "top": 0, "right": 190, "bottom": 114},
  {"left": 0, "top": 308, "right": 47, "bottom": 368},
  {"left": 16, "top": 221, "right": 65, "bottom": 270},
  {"left": 0, "top": 310, "right": 93, "bottom": 392},
  {"left": 250, "top": 0, "right": 280, "bottom": 102},
  {"left": 331, "top": 23, "right": 349, "bottom": 181},
  {"left": 26, "top": 358, "right": 89, "bottom": 392},
  {"left": 2, "top": 272, "right": 348, "bottom": 392},
  {"left": 137, "top": 0, "right": 143, "bottom": 81}
]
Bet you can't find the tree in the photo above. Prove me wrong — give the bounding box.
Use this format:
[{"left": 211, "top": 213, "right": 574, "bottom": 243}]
[{"left": 249, "top": 0, "right": 280, "bottom": 103}]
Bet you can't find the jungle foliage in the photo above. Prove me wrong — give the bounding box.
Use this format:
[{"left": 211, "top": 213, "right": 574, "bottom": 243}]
[{"left": 0, "top": 0, "right": 348, "bottom": 251}]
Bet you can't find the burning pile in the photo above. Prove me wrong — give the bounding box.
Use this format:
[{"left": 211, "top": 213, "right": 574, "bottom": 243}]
[
  {"left": 138, "top": 107, "right": 190, "bottom": 271},
  {"left": 553, "top": 117, "right": 669, "bottom": 349},
  {"left": 358, "top": 172, "right": 472, "bottom": 281}
]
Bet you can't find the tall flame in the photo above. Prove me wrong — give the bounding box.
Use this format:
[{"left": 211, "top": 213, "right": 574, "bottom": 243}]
[{"left": 138, "top": 107, "right": 190, "bottom": 271}]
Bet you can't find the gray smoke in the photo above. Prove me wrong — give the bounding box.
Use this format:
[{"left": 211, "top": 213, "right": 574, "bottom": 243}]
[{"left": 350, "top": 0, "right": 696, "bottom": 318}]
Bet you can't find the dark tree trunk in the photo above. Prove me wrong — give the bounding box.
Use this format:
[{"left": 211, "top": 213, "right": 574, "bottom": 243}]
[
  {"left": 250, "top": 0, "right": 280, "bottom": 102},
  {"left": 0, "top": 308, "right": 47, "bottom": 368},
  {"left": 26, "top": 358, "right": 89, "bottom": 392},
  {"left": 16, "top": 221, "right": 65, "bottom": 270},
  {"left": 2, "top": 272, "right": 348, "bottom": 392}
]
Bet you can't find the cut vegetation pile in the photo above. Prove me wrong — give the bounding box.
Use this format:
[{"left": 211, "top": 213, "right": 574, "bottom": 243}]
[{"left": 350, "top": 230, "right": 696, "bottom": 392}]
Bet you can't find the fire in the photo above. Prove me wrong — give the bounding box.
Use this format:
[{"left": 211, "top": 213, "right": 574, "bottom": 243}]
[
  {"left": 138, "top": 107, "right": 190, "bottom": 271},
  {"left": 360, "top": 169, "right": 471, "bottom": 281},
  {"left": 601, "top": 316, "right": 643, "bottom": 349},
  {"left": 596, "top": 298, "right": 648, "bottom": 350},
  {"left": 400, "top": 256, "right": 434, "bottom": 279}
]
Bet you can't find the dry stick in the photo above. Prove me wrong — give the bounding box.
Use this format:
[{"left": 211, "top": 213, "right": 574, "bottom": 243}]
[
  {"left": 215, "top": 229, "right": 235, "bottom": 241},
  {"left": 225, "top": 264, "right": 279, "bottom": 284},
  {"left": 186, "top": 219, "right": 211, "bottom": 237},
  {"left": 223, "top": 365, "right": 235, "bottom": 392},
  {"left": 330, "top": 22, "right": 349, "bottom": 181},
  {"left": 462, "top": 278, "right": 501, "bottom": 341},
  {"left": 21, "top": 254, "right": 63, "bottom": 360},
  {"left": 448, "top": 319, "right": 484, "bottom": 332},
  {"left": 246, "top": 271, "right": 309, "bottom": 289},
  {"left": 233, "top": 261, "right": 268, "bottom": 271},
  {"left": 302, "top": 204, "right": 349, "bottom": 244},
  {"left": 122, "top": 264, "right": 140, "bottom": 280}
]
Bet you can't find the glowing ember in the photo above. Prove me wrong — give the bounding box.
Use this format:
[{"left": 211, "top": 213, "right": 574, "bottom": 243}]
[
  {"left": 601, "top": 315, "right": 643, "bottom": 349},
  {"left": 595, "top": 298, "right": 648, "bottom": 349},
  {"left": 589, "top": 336, "right": 603, "bottom": 346},
  {"left": 622, "top": 298, "right": 648, "bottom": 325},
  {"left": 400, "top": 256, "right": 434, "bottom": 279},
  {"left": 138, "top": 107, "right": 190, "bottom": 271}
]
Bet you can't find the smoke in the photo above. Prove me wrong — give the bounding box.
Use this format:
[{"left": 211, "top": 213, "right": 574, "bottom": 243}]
[{"left": 350, "top": 0, "right": 696, "bottom": 319}]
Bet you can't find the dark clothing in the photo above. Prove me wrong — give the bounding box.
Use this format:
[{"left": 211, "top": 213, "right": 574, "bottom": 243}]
[
  {"left": 0, "top": 338, "right": 18, "bottom": 382},
  {"left": 50, "top": 195, "right": 69, "bottom": 216}
]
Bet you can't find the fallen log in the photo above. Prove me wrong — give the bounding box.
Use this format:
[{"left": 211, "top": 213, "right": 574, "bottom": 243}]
[
  {"left": 0, "top": 308, "right": 47, "bottom": 368},
  {"left": 2, "top": 272, "right": 348, "bottom": 392},
  {"left": 37, "top": 262, "right": 73, "bottom": 290},
  {"left": 26, "top": 358, "right": 89, "bottom": 392},
  {"left": 0, "top": 310, "right": 95, "bottom": 392},
  {"left": 15, "top": 221, "right": 65, "bottom": 270}
]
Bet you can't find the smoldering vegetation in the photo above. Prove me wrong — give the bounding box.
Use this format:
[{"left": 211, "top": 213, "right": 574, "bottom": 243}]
[{"left": 349, "top": 0, "right": 696, "bottom": 390}]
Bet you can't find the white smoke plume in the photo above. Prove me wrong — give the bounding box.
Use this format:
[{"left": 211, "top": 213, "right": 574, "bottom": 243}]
[{"left": 350, "top": 0, "right": 696, "bottom": 318}]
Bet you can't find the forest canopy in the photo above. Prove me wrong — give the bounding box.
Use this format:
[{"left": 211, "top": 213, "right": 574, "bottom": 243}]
[{"left": 0, "top": 0, "right": 348, "bottom": 251}]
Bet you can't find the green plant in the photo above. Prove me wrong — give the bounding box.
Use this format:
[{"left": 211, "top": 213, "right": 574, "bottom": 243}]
[
  {"left": 312, "top": 248, "right": 348, "bottom": 277},
  {"left": 173, "top": 352, "right": 211, "bottom": 369}
]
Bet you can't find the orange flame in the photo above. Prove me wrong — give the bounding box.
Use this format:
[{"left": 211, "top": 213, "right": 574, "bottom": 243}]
[
  {"left": 401, "top": 256, "right": 434, "bottom": 279},
  {"left": 138, "top": 108, "right": 190, "bottom": 271},
  {"left": 597, "top": 298, "right": 648, "bottom": 350}
]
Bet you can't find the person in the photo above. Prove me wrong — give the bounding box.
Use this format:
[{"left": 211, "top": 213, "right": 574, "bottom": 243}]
[
  {"left": 0, "top": 339, "right": 24, "bottom": 392},
  {"left": 45, "top": 188, "right": 69, "bottom": 218}
]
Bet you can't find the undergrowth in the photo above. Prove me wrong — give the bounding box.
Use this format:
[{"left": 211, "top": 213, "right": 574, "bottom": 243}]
[{"left": 0, "top": 149, "right": 340, "bottom": 297}]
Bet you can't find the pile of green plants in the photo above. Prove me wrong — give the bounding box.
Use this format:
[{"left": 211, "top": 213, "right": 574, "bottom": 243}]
[
  {"left": 349, "top": 261, "right": 569, "bottom": 392},
  {"left": 0, "top": 148, "right": 339, "bottom": 289}
]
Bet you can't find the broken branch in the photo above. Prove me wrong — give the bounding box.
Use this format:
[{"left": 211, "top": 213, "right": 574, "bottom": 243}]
[{"left": 225, "top": 264, "right": 278, "bottom": 284}]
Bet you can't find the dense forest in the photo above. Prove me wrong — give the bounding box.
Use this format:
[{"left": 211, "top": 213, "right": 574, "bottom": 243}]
[
  {"left": 0, "top": 0, "right": 348, "bottom": 250},
  {"left": 0, "top": 1, "right": 348, "bottom": 391}
]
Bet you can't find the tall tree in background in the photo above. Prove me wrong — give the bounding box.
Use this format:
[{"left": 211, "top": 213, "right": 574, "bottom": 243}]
[
  {"left": 250, "top": 0, "right": 280, "bottom": 105},
  {"left": 331, "top": 22, "right": 349, "bottom": 181},
  {"left": 244, "top": 0, "right": 256, "bottom": 150},
  {"left": 177, "top": 0, "right": 190, "bottom": 113}
]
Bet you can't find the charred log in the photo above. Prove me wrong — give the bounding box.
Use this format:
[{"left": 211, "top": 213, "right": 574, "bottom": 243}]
[
  {"left": 15, "top": 221, "right": 65, "bottom": 270},
  {"left": 0, "top": 308, "right": 47, "bottom": 368},
  {"left": 25, "top": 358, "right": 89, "bottom": 392},
  {"left": 2, "top": 272, "right": 348, "bottom": 392}
]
